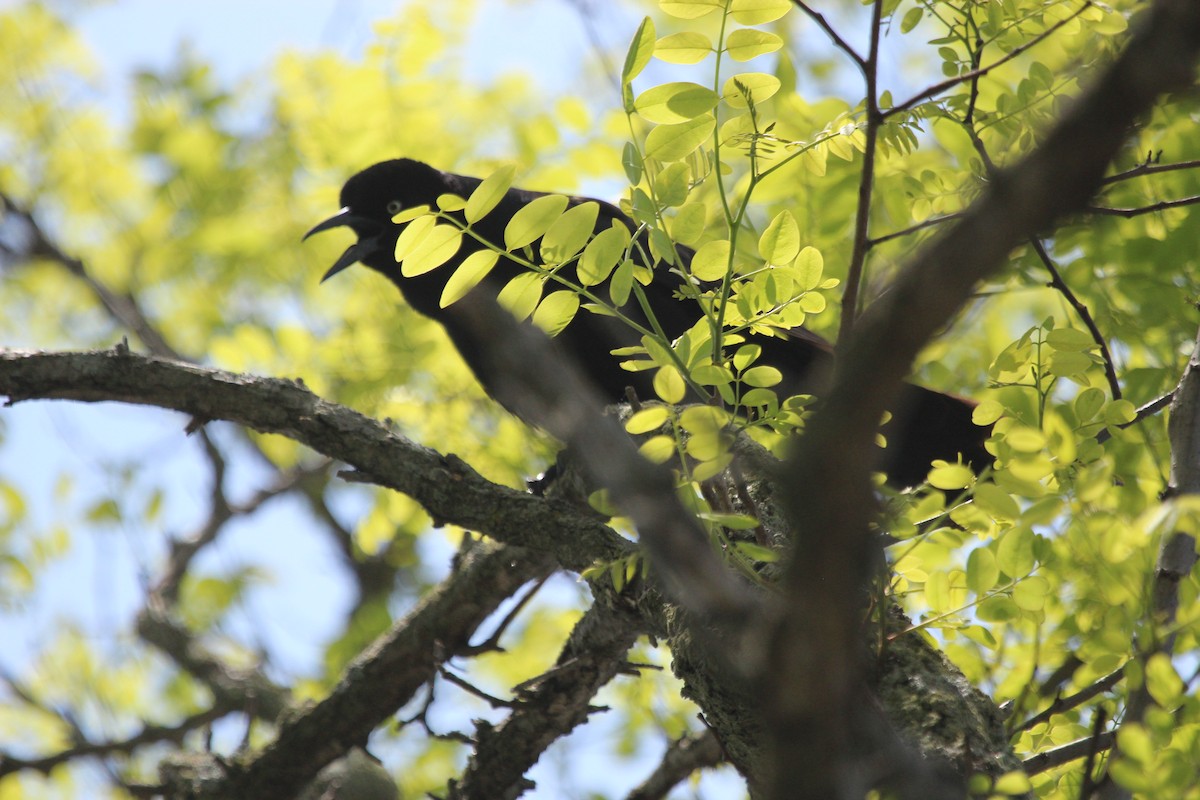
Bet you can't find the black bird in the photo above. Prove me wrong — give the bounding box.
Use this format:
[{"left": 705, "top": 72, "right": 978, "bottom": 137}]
[{"left": 306, "top": 158, "right": 989, "bottom": 486}]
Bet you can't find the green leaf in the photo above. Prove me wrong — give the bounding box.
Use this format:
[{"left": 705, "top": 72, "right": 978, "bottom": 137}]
[
  {"left": 993, "top": 772, "right": 1032, "bottom": 795},
  {"left": 972, "top": 399, "right": 1005, "bottom": 426},
  {"left": 531, "top": 290, "right": 580, "bottom": 336},
  {"left": 733, "top": 344, "right": 761, "bottom": 371},
  {"left": 723, "top": 73, "right": 781, "bottom": 108},
  {"left": 973, "top": 482, "right": 1019, "bottom": 519},
  {"left": 741, "top": 365, "right": 782, "bottom": 387},
  {"left": 497, "top": 272, "right": 543, "bottom": 320},
  {"left": 730, "top": 0, "right": 791, "bottom": 24},
  {"left": 436, "top": 193, "right": 465, "bottom": 211},
  {"left": 691, "top": 239, "right": 730, "bottom": 281},
  {"left": 927, "top": 461, "right": 974, "bottom": 490},
  {"left": 758, "top": 210, "right": 800, "bottom": 264},
  {"left": 725, "top": 28, "right": 783, "bottom": 61},
  {"left": 1145, "top": 652, "right": 1184, "bottom": 707},
  {"left": 1012, "top": 575, "right": 1049, "bottom": 611},
  {"left": 653, "top": 365, "right": 687, "bottom": 403},
  {"left": 504, "top": 194, "right": 569, "bottom": 250},
  {"left": 635, "top": 82, "right": 720, "bottom": 124},
  {"left": 659, "top": 0, "right": 724, "bottom": 19},
  {"left": 579, "top": 224, "right": 629, "bottom": 286},
  {"left": 400, "top": 224, "right": 461, "bottom": 277},
  {"left": 900, "top": 6, "right": 923, "bottom": 33},
  {"left": 670, "top": 202, "right": 707, "bottom": 245},
  {"left": 393, "top": 214, "right": 437, "bottom": 261},
  {"left": 639, "top": 434, "right": 677, "bottom": 463},
  {"left": 440, "top": 249, "right": 499, "bottom": 307},
  {"left": 541, "top": 201, "right": 599, "bottom": 263},
  {"left": 793, "top": 245, "right": 823, "bottom": 289},
  {"left": 730, "top": 540, "right": 779, "bottom": 562},
  {"left": 1074, "top": 387, "right": 1105, "bottom": 422},
  {"left": 966, "top": 548, "right": 999, "bottom": 594},
  {"left": 626, "top": 406, "right": 671, "bottom": 434},
  {"left": 610, "top": 259, "right": 635, "bottom": 305},
  {"left": 622, "top": 16, "right": 656, "bottom": 83},
  {"left": 644, "top": 115, "right": 715, "bottom": 162},
  {"left": 622, "top": 142, "right": 643, "bottom": 185},
  {"left": 654, "top": 32, "right": 713, "bottom": 64},
  {"left": 702, "top": 513, "right": 762, "bottom": 532},
  {"left": 654, "top": 162, "right": 691, "bottom": 207},
  {"left": 465, "top": 164, "right": 516, "bottom": 224}
]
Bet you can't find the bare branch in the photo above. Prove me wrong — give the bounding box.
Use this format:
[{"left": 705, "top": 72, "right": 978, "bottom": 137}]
[
  {"left": 625, "top": 729, "right": 725, "bottom": 800},
  {"left": 791, "top": 1, "right": 866, "bottom": 70},
  {"left": 1086, "top": 194, "right": 1200, "bottom": 217},
  {"left": 0, "top": 347, "right": 634, "bottom": 572}
]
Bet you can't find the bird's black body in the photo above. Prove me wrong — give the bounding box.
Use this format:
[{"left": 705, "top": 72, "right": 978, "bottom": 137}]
[{"left": 306, "top": 159, "right": 989, "bottom": 486}]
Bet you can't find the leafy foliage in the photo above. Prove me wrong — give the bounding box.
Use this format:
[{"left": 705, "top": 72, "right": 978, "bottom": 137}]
[{"left": 2, "top": 0, "right": 1200, "bottom": 798}]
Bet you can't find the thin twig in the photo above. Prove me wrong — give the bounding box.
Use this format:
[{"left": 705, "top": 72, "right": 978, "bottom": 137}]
[
  {"left": 791, "top": 0, "right": 866, "bottom": 70},
  {"left": 1101, "top": 157, "right": 1200, "bottom": 185},
  {"left": 1086, "top": 194, "right": 1200, "bottom": 217},
  {"left": 1030, "top": 238, "right": 1122, "bottom": 399},
  {"left": 837, "top": 0, "right": 885, "bottom": 345},
  {"left": 1015, "top": 668, "right": 1124, "bottom": 733}
]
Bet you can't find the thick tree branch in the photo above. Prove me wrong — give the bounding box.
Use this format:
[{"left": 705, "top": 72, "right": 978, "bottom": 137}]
[
  {"left": 0, "top": 347, "right": 633, "bottom": 571},
  {"left": 450, "top": 598, "right": 646, "bottom": 799},
  {"left": 169, "top": 541, "right": 555, "bottom": 799},
  {"left": 768, "top": 2, "right": 1200, "bottom": 797}
]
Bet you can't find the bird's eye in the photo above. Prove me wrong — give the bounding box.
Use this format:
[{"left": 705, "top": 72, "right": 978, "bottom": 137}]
[{"left": 386, "top": 200, "right": 404, "bottom": 216}]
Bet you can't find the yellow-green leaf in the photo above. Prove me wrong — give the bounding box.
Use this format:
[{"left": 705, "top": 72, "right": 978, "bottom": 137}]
[
  {"left": 670, "top": 201, "right": 707, "bottom": 245},
  {"left": 639, "top": 434, "right": 677, "bottom": 463},
  {"left": 758, "top": 210, "right": 800, "bottom": 264},
  {"left": 659, "top": 0, "right": 724, "bottom": 19},
  {"left": 927, "top": 461, "right": 974, "bottom": 490},
  {"left": 741, "top": 365, "right": 782, "bottom": 387},
  {"left": 610, "top": 259, "right": 635, "bottom": 305},
  {"left": 654, "top": 162, "right": 691, "bottom": 207},
  {"left": 723, "top": 73, "right": 781, "bottom": 107},
  {"left": 691, "top": 239, "right": 730, "bottom": 281},
  {"left": 622, "top": 16, "right": 656, "bottom": 83},
  {"left": 505, "top": 194, "right": 569, "bottom": 250},
  {"left": 393, "top": 214, "right": 436, "bottom": 261},
  {"left": 541, "top": 202, "right": 599, "bottom": 263},
  {"left": 654, "top": 365, "right": 687, "bottom": 403},
  {"left": 497, "top": 272, "right": 543, "bottom": 321},
  {"left": 793, "top": 245, "right": 823, "bottom": 289},
  {"left": 436, "top": 193, "right": 465, "bottom": 211},
  {"left": 579, "top": 224, "right": 629, "bottom": 286},
  {"left": 654, "top": 32, "right": 713, "bottom": 64},
  {"left": 400, "top": 224, "right": 461, "bottom": 277},
  {"left": 730, "top": 0, "right": 791, "bottom": 24},
  {"left": 440, "top": 249, "right": 499, "bottom": 307},
  {"left": 465, "top": 164, "right": 516, "bottom": 224},
  {"left": 966, "top": 548, "right": 1000, "bottom": 594},
  {"left": 531, "top": 290, "right": 580, "bottom": 336},
  {"left": 626, "top": 406, "right": 671, "bottom": 434},
  {"left": 725, "top": 28, "right": 783, "bottom": 61},
  {"left": 635, "top": 82, "right": 720, "bottom": 124},
  {"left": 644, "top": 114, "right": 715, "bottom": 162}
]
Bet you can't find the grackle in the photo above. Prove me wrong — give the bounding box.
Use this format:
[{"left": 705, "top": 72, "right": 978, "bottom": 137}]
[{"left": 305, "top": 158, "right": 989, "bottom": 486}]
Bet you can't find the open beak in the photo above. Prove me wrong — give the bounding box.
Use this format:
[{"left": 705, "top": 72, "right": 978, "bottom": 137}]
[{"left": 304, "top": 208, "right": 386, "bottom": 282}]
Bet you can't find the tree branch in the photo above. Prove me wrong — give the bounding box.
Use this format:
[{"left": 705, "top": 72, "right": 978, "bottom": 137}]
[
  {"left": 0, "top": 346, "right": 633, "bottom": 572},
  {"left": 767, "top": 1, "right": 1200, "bottom": 797}
]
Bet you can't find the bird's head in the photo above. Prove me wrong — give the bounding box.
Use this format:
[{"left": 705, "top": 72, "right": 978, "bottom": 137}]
[{"left": 304, "top": 159, "right": 445, "bottom": 282}]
